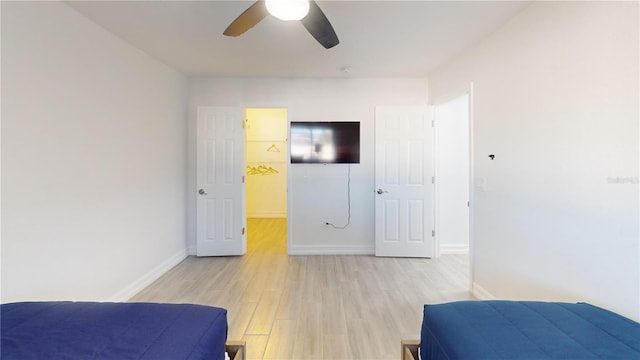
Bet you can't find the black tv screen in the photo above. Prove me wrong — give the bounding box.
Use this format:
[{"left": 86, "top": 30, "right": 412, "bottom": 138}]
[{"left": 290, "top": 121, "right": 360, "bottom": 164}]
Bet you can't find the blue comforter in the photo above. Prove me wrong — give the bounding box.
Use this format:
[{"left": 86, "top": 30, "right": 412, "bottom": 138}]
[
  {"left": 1, "top": 302, "right": 228, "bottom": 360},
  {"left": 421, "top": 300, "right": 640, "bottom": 359}
]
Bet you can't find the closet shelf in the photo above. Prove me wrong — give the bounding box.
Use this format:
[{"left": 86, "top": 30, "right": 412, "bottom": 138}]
[
  {"left": 246, "top": 140, "right": 287, "bottom": 143},
  {"left": 246, "top": 161, "right": 287, "bottom": 164}
]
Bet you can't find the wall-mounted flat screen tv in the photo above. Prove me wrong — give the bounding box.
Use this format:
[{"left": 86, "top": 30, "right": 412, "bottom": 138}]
[{"left": 290, "top": 121, "right": 360, "bottom": 164}]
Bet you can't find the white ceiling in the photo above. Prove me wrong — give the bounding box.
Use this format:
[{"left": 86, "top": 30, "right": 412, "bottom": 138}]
[{"left": 65, "top": 0, "right": 531, "bottom": 78}]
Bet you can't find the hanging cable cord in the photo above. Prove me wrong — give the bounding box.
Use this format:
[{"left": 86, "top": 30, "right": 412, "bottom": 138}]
[{"left": 326, "top": 164, "right": 351, "bottom": 229}]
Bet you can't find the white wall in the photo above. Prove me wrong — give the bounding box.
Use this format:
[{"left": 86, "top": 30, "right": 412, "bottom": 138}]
[
  {"left": 1, "top": 2, "right": 188, "bottom": 302},
  {"left": 429, "top": 1, "right": 639, "bottom": 320},
  {"left": 435, "top": 94, "right": 470, "bottom": 254},
  {"left": 188, "top": 78, "right": 428, "bottom": 254}
]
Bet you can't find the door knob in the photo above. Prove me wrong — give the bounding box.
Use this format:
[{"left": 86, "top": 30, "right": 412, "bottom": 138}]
[
  {"left": 376, "top": 189, "right": 388, "bottom": 195},
  {"left": 198, "top": 189, "right": 207, "bottom": 195}
]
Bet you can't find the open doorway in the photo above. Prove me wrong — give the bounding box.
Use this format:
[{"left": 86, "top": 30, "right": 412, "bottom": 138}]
[
  {"left": 434, "top": 92, "right": 473, "bottom": 293},
  {"left": 435, "top": 94, "right": 470, "bottom": 256},
  {"left": 245, "top": 108, "right": 288, "bottom": 254}
]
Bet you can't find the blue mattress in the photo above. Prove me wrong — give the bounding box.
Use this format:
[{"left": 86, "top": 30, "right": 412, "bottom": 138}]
[
  {"left": 420, "top": 300, "right": 640, "bottom": 359},
  {"left": 1, "top": 302, "right": 228, "bottom": 360}
]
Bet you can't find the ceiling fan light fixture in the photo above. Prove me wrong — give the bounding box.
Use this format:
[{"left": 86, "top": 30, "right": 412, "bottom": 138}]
[{"left": 265, "top": 0, "right": 309, "bottom": 21}]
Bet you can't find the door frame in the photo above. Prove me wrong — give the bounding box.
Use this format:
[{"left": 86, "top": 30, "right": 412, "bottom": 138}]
[{"left": 432, "top": 82, "right": 475, "bottom": 290}]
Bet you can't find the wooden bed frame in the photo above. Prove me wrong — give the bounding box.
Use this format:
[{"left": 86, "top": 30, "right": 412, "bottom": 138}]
[
  {"left": 226, "top": 340, "right": 246, "bottom": 360},
  {"left": 401, "top": 339, "right": 420, "bottom": 360}
]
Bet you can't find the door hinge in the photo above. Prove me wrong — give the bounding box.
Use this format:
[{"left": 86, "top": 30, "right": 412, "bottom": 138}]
[
  {"left": 468, "top": 201, "right": 470, "bottom": 207},
  {"left": 432, "top": 120, "right": 435, "bottom": 128},
  {"left": 432, "top": 176, "right": 435, "bottom": 184},
  {"left": 242, "top": 227, "right": 245, "bottom": 235},
  {"left": 242, "top": 175, "right": 245, "bottom": 183},
  {"left": 242, "top": 119, "right": 247, "bottom": 129},
  {"left": 432, "top": 230, "right": 435, "bottom": 237}
]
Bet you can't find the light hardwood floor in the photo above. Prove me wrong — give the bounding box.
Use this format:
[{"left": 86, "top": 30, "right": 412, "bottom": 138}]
[{"left": 131, "top": 218, "right": 473, "bottom": 360}]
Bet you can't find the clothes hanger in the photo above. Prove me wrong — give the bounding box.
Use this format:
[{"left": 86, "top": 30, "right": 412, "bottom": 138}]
[{"left": 266, "top": 144, "right": 280, "bottom": 152}]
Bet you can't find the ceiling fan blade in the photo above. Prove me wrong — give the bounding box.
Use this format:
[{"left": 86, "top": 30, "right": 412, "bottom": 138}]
[
  {"left": 300, "top": 0, "right": 339, "bottom": 49},
  {"left": 223, "top": 1, "right": 268, "bottom": 37}
]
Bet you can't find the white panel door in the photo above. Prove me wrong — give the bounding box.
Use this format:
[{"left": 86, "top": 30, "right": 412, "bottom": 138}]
[
  {"left": 196, "top": 107, "right": 246, "bottom": 256},
  {"left": 375, "top": 106, "right": 434, "bottom": 257}
]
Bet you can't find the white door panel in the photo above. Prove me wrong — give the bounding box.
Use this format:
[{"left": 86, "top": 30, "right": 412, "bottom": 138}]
[
  {"left": 196, "top": 106, "right": 246, "bottom": 256},
  {"left": 375, "top": 106, "right": 434, "bottom": 257}
]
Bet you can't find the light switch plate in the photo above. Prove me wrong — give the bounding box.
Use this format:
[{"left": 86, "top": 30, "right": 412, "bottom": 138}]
[{"left": 474, "top": 177, "right": 486, "bottom": 192}]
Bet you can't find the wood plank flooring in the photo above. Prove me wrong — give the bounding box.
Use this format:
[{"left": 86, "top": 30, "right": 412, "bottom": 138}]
[{"left": 131, "top": 218, "right": 473, "bottom": 360}]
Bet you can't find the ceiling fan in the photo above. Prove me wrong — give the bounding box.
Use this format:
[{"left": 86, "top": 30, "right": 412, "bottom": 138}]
[{"left": 223, "top": 0, "right": 339, "bottom": 49}]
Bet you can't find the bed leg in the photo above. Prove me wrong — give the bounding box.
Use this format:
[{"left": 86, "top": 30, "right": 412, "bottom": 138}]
[
  {"left": 226, "top": 340, "right": 246, "bottom": 360},
  {"left": 401, "top": 339, "right": 420, "bottom": 360}
]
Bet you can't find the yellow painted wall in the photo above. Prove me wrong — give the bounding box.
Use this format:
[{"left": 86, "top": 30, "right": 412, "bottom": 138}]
[{"left": 246, "top": 108, "right": 287, "bottom": 217}]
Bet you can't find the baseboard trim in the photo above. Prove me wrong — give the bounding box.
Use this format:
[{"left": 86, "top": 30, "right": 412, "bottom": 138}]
[
  {"left": 472, "top": 282, "right": 497, "bottom": 300},
  {"left": 107, "top": 249, "right": 188, "bottom": 302},
  {"left": 289, "top": 244, "right": 374, "bottom": 255},
  {"left": 440, "top": 244, "right": 469, "bottom": 254}
]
